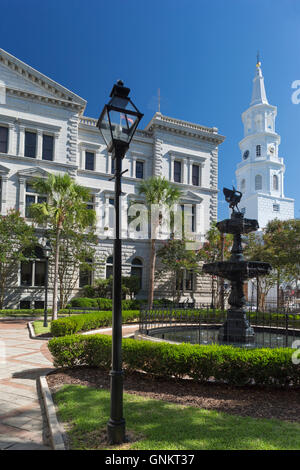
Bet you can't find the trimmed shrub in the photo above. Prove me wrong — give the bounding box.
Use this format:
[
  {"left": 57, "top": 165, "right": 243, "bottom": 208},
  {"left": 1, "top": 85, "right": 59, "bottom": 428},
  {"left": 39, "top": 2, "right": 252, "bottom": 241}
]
[
  {"left": 48, "top": 334, "right": 300, "bottom": 388},
  {"left": 50, "top": 310, "right": 140, "bottom": 337},
  {"left": 0, "top": 309, "right": 46, "bottom": 316},
  {"left": 69, "top": 297, "right": 177, "bottom": 310}
]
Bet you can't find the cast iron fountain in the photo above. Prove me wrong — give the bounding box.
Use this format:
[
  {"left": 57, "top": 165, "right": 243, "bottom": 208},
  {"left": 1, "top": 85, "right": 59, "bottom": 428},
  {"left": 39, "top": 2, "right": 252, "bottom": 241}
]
[{"left": 203, "top": 187, "right": 272, "bottom": 343}]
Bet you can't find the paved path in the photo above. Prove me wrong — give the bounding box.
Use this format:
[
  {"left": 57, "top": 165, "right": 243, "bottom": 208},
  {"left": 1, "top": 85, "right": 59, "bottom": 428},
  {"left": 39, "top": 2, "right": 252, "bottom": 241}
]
[
  {"left": 0, "top": 320, "right": 53, "bottom": 450},
  {"left": 0, "top": 320, "right": 138, "bottom": 450}
]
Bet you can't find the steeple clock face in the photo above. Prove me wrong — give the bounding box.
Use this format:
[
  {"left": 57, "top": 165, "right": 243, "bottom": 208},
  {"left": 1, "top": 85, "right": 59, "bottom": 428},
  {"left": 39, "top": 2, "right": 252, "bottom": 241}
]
[
  {"left": 269, "top": 146, "right": 275, "bottom": 155},
  {"left": 243, "top": 150, "right": 249, "bottom": 160}
]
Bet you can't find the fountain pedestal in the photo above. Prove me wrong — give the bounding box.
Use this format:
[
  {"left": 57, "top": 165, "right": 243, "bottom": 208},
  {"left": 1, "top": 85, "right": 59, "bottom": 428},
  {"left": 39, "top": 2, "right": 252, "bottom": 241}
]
[{"left": 203, "top": 190, "right": 271, "bottom": 344}]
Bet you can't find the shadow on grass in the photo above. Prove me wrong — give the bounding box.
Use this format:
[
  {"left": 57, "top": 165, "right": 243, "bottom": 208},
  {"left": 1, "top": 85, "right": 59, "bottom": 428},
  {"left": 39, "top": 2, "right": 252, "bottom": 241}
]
[{"left": 54, "top": 385, "right": 300, "bottom": 450}]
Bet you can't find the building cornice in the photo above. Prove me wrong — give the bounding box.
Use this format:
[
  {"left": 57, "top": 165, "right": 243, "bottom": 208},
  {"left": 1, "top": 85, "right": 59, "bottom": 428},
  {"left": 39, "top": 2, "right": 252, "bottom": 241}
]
[
  {"left": 79, "top": 116, "right": 153, "bottom": 144},
  {"left": 0, "top": 48, "right": 86, "bottom": 113},
  {"left": 236, "top": 158, "right": 285, "bottom": 172},
  {"left": 6, "top": 86, "right": 83, "bottom": 112},
  {"left": 239, "top": 132, "right": 280, "bottom": 147},
  {"left": 242, "top": 102, "right": 277, "bottom": 120},
  {"left": 144, "top": 113, "right": 225, "bottom": 144},
  {"left": 0, "top": 152, "right": 78, "bottom": 171}
]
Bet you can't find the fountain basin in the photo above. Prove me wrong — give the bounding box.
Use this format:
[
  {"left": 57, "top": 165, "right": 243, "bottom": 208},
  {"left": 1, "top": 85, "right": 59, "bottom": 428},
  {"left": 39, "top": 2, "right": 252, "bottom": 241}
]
[
  {"left": 217, "top": 216, "right": 259, "bottom": 234},
  {"left": 148, "top": 325, "right": 300, "bottom": 349},
  {"left": 203, "top": 260, "right": 272, "bottom": 281}
]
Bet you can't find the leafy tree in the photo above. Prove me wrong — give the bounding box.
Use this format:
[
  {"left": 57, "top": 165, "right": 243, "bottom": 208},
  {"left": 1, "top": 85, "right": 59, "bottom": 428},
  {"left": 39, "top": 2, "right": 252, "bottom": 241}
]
[
  {"left": 29, "top": 173, "right": 96, "bottom": 320},
  {"left": 156, "top": 239, "right": 202, "bottom": 303},
  {"left": 55, "top": 227, "right": 98, "bottom": 309},
  {"left": 244, "top": 219, "right": 300, "bottom": 310},
  {"left": 0, "top": 210, "right": 36, "bottom": 308},
  {"left": 122, "top": 275, "right": 141, "bottom": 299},
  {"left": 199, "top": 222, "right": 233, "bottom": 308},
  {"left": 137, "top": 176, "right": 181, "bottom": 309}
]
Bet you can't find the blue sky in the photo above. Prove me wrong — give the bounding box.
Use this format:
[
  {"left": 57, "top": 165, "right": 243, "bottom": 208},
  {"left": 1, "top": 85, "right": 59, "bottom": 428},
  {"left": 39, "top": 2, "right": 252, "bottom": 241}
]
[{"left": 1, "top": 0, "right": 300, "bottom": 220}]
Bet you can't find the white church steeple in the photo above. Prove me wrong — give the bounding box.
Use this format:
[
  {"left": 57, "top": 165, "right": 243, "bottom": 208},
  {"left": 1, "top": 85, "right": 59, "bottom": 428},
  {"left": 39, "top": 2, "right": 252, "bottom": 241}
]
[
  {"left": 250, "top": 54, "right": 268, "bottom": 106},
  {"left": 235, "top": 56, "right": 294, "bottom": 228}
]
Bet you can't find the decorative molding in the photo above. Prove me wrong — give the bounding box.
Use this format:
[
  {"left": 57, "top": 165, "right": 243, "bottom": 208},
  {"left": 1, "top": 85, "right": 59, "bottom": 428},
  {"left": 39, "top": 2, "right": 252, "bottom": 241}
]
[
  {"left": 0, "top": 48, "right": 86, "bottom": 112},
  {"left": 17, "top": 166, "right": 52, "bottom": 180}
]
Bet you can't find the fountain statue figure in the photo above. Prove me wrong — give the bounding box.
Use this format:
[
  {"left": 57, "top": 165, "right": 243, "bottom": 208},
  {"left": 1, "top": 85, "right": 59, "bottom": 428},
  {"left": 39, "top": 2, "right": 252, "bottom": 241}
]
[{"left": 203, "top": 187, "right": 272, "bottom": 343}]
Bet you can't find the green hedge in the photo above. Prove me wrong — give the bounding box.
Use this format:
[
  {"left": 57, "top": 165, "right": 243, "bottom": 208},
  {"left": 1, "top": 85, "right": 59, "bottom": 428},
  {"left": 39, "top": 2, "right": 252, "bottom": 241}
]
[
  {"left": 69, "top": 297, "right": 173, "bottom": 310},
  {"left": 48, "top": 334, "right": 300, "bottom": 388},
  {"left": 50, "top": 310, "right": 140, "bottom": 337},
  {"left": 0, "top": 309, "right": 47, "bottom": 316}
]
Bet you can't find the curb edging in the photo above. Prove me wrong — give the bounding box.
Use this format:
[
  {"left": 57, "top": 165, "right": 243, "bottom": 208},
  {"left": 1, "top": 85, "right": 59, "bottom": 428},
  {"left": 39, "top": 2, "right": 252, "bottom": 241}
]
[
  {"left": 27, "top": 321, "right": 36, "bottom": 339},
  {"left": 39, "top": 376, "right": 66, "bottom": 450}
]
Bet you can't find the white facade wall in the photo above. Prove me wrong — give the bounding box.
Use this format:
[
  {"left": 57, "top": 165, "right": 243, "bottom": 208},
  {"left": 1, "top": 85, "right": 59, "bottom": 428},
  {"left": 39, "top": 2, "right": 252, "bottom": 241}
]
[{"left": 0, "top": 48, "right": 225, "bottom": 308}]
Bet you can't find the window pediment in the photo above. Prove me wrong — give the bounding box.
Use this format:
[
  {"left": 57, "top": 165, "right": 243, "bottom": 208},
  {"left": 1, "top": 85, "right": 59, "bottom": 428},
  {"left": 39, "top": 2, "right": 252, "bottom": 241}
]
[{"left": 17, "top": 167, "right": 51, "bottom": 180}]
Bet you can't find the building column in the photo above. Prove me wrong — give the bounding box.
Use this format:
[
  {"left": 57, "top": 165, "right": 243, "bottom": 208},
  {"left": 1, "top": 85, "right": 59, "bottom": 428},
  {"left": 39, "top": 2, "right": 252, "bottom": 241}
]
[
  {"left": 188, "top": 158, "right": 193, "bottom": 185},
  {"left": 132, "top": 156, "right": 136, "bottom": 178},
  {"left": 182, "top": 158, "right": 188, "bottom": 184},
  {"left": 170, "top": 155, "right": 175, "bottom": 182},
  {"left": 53, "top": 133, "right": 59, "bottom": 161},
  {"left": 19, "top": 177, "right": 26, "bottom": 217},
  {"left": 104, "top": 196, "right": 110, "bottom": 228},
  {"left": 94, "top": 148, "right": 101, "bottom": 172},
  {"left": 8, "top": 123, "right": 14, "bottom": 154},
  {"left": 1, "top": 175, "right": 8, "bottom": 214},
  {"left": 36, "top": 130, "right": 43, "bottom": 159},
  {"left": 121, "top": 197, "right": 128, "bottom": 240},
  {"left": 18, "top": 125, "right": 25, "bottom": 157}
]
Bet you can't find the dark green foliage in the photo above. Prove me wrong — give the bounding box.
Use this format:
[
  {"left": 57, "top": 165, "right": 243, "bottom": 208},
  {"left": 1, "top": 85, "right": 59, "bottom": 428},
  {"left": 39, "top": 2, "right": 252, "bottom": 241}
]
[
  {"left": 48, "top": 334, "right": 300, "bottom": 388},
  {"left": 69, "top": 297, "right": 173, "bottom": 310}
]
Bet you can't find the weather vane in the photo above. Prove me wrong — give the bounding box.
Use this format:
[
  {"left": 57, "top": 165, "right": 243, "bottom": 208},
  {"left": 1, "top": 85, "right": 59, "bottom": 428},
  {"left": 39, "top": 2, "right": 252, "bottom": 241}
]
[
  {"left": 256, "top": 51, "right": 261, "bottom": 68},
  {"left": 223, "top": 186, "right": 242, "bottom": 213}
]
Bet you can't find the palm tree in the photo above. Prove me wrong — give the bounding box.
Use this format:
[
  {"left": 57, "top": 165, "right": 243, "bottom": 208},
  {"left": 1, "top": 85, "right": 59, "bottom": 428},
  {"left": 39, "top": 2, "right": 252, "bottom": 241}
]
[
  {"left": 29, "top": 173, "right": 96, "bottom": 320},
  {"left": 137, "top": 176, "right": 181, "bottom": 309}
]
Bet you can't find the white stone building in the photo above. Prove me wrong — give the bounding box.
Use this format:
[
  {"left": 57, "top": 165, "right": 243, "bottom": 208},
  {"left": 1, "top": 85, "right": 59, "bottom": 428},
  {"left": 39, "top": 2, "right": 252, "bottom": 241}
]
[
  {"left": 235, "top": 59, "right": 294, "bottom": 228},
  {"left": 0, "top": 48, "right": 225, "bottom": 309}
]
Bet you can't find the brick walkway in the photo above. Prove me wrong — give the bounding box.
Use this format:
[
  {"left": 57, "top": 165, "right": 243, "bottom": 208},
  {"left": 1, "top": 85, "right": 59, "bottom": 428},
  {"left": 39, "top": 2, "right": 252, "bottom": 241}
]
[
  {"left": 0, "top": 320, "right": 139, "bottom": 450},
  {"left": 0, "top": 320, "right": 53, "bottom": 450}
]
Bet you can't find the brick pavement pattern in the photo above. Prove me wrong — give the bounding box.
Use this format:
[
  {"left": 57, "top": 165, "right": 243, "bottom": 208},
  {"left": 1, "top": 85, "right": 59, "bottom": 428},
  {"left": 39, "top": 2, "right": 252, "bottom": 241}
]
[
  {"left": 0, "top": 321, "right": 138, "bottom": 450},
  {"left": 0, "top": 320, "right": 53, "bottom": 450}
]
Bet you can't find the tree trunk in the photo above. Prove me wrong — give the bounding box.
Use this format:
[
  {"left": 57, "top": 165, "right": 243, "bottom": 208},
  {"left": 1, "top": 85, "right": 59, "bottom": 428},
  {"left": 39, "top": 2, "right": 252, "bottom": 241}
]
[
  {"left": 220, "top": 234, "right": 225, "bottom": 311},
  {"left": 52, "top": 228, "right": 61, "bottom": 320},
  {"left": 148, "top": 238, "right": 156, "bottom": 310},
  {"left": 277, "top": 270, "right": 281, "bottom": 311}
]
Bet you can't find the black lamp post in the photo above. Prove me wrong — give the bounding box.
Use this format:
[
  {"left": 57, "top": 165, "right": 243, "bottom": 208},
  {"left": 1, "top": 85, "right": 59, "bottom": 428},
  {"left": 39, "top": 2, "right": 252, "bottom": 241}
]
[
  {"left": 97, "top": 80, "right": 143, "bottom": 445},
  {"left": 43, "top": 244, "right": 51, "bottom": 328}
]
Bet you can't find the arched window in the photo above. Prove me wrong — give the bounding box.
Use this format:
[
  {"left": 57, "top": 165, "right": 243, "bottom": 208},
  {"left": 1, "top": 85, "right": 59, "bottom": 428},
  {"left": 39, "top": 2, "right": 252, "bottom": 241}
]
[
  {"left": 256, "top": 145, "right": 261, "bottom": 157},
  {"left": 241, "top": 179, "right": 246, "bottom": 192},
  {"left": 255, "top": 174, "right": 262, "bottom": 191},
  {"left": 131, "top": 257, "right": 143, "bottom": 290},
  {"left": 79, "top": 258, "right": 93, "bottom": 287},
  {"left": 273, "top": 174, "right": 279, "bottom": 191},
  {"left": 106, "top": 256, "right": 113, "bottom": 279},
  {"left": 21, "top": 245, "right": 46, "bottom": 287}
]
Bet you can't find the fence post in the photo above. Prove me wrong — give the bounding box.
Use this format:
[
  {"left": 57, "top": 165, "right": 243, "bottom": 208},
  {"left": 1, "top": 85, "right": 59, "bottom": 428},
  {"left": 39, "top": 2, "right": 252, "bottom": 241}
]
[{"left": 285, "top": 312, "right": 289, "bottom": 348}]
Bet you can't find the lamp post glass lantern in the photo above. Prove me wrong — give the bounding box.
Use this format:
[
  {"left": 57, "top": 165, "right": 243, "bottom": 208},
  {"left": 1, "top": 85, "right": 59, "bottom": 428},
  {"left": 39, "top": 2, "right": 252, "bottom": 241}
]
[
  {"left": 97, "top": 80, "right": 143, "bottom": 155},
  {"left": 97, "top": 80, "right": 143, "bottom": 445}
]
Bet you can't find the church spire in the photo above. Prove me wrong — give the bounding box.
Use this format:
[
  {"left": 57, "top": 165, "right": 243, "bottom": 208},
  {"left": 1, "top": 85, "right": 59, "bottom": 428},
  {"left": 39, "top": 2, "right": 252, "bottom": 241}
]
[{"left": 250, "top": 53, "right": 268, "bottom": 106}]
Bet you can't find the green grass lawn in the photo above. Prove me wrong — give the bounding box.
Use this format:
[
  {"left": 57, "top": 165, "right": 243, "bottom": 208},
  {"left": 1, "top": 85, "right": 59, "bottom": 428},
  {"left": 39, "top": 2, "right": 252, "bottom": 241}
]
[
  {"left": 33, "top": 321, "right": 51, "bottom": 336},
  {"left": 54, "top": 384, "right": 300, "bottom": 450}
]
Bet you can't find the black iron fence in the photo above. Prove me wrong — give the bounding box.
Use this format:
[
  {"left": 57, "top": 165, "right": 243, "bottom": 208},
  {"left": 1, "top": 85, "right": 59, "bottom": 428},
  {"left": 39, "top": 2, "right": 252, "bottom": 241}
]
[{"left": 139, "top": 307, "right": 300, "bottom": 349}]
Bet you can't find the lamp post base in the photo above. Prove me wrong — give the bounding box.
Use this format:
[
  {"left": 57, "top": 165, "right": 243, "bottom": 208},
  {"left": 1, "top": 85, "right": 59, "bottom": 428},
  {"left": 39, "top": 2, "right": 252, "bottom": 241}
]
[{"left": 107, "top": 418, "right": 126, "bottom": 445}]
